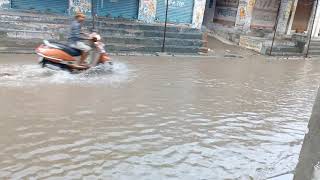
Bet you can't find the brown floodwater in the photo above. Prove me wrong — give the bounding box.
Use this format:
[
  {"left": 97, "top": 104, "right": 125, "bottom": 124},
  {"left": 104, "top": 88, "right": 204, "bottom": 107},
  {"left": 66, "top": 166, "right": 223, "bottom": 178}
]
[{"left": 0, "top": 54, "right": 319, "bottom": 179}]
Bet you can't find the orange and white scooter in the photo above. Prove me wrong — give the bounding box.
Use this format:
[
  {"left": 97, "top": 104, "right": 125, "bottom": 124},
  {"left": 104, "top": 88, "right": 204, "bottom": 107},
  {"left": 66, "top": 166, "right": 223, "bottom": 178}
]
[{"left": 35, "top": 32, "right": 112, "bottom": 73}]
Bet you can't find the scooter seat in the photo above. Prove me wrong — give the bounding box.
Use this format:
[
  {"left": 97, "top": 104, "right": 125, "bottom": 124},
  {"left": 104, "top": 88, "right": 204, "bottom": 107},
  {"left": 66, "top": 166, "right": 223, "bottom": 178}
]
[{"left": 47, "top": 41, "right": 82, "bottom": 57}]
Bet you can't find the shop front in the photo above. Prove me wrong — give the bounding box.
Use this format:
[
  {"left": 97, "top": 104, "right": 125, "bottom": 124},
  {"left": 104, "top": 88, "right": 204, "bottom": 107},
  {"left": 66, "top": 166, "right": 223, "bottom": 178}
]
[
  {"left": 96, "top": 0, "right": 139, "bottom": 19},
  {"left": 11, "top": 0, "right": 69, "bottom": 14},
  {"left": 156, "top": 0, "right": 194, "bottom": 23}
]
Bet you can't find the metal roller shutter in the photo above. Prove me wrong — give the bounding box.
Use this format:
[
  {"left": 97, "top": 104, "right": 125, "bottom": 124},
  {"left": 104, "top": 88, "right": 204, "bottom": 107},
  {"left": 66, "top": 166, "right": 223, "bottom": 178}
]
[
  {"left": 156, "top": 0, "right": 194, "bottom": 24},
  {"left": 96, "top": 0, "right": 139, "bottom": 19},
  {"left": 251, "top": 0, "right": 281, "bottom": 29},
  {"left": 11, "top": 0, "right": 69, "bottom": 14}
]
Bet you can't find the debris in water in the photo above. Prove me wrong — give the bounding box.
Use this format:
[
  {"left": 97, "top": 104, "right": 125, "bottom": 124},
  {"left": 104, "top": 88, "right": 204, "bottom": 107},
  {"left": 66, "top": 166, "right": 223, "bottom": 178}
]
[{"left": 0, "top": 73, "right": 12, "bottom": 77}]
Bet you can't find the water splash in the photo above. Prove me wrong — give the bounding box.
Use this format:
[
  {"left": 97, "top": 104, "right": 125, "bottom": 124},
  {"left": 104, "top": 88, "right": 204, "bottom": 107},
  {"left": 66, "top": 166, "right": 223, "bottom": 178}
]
[
  {"left": 312, "top": 162, "right": 320, "bottom": 180},
  {"left": 0, "top": 61, "right": 132, "bottom": 87}
]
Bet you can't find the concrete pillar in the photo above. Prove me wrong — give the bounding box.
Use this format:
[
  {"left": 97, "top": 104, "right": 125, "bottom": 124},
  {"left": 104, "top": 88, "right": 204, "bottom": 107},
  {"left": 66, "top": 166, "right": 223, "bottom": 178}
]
[
  {"left": 138, "top": 0, "right": 157, "bottom": 23},
  {"left": 312, "top": 1, "right": 320, "bottom": 37},
  {"left": 294, "top": 89, "right": 320, "bottom": 180},
  {"left": 235, "top": 0, "right": 256, "bottom": 31},
  {"left": 69, "top": 0, "right": 92, "bottom": 16},
  {"left": 286, "top": 0, "right": 298, "bottom": 35},
  {"left": 276, "top": 0, "right": 294, "bottom": 34},
  {"left": 192, "top": 0, "right": 207, "bottom": 29},
  {"left": 306, "top": 0, "right": 319, "bottom": 39},
  {"left": 0, "top": 0, "right": 10, "bottom": 9},
  {"left": 202, "top": 0, "right": 217, "bottom": 26}
]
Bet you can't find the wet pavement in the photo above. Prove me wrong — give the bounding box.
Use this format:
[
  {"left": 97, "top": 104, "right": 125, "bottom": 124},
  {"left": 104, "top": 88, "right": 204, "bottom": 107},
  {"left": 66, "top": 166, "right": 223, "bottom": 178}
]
[{"left": 0, "top": 54, "right": 320, "bottom": 179}]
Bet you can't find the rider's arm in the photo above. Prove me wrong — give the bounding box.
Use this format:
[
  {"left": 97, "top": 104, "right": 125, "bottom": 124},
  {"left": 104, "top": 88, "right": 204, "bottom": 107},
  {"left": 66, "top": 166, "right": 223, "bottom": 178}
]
[{"left": 80, "top": 31, "right": 91, "bottom": 40}]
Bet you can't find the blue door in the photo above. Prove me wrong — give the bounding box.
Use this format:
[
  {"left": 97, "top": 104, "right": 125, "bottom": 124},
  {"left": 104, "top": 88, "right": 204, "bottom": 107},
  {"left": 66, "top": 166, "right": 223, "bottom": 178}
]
[
  {"left": 156, "top": 0, "right": 194, "bottom": 24},
  {"left": 11, "top": 0, "right": 69, "bottom": 14},
  {"left": 96, "top": 0, "right": 139, "bottom": 19}
]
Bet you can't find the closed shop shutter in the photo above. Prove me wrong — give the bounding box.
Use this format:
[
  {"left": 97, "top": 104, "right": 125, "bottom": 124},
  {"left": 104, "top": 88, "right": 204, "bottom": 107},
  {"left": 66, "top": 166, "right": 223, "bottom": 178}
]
[
  {"left": 96, "top": 0, "right": 139, "bottom": 19},
  {"left": 251, "top": 0, "right": 281, "bottom": 29},
  {"left": 11, "top": 0, "right": 69, "bottom": 14},
  {"left": 213, "top": 0, "right": 238, "bottom": 25},
  {"left": 156, "top": 0, "right": 194, "bottom": 24}
]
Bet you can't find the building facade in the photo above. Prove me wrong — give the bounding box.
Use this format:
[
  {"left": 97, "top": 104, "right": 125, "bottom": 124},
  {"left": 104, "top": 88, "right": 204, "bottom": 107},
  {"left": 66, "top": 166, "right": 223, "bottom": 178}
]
[
  {"left": 201, "top": 0, "right": 320, "bottom": 55},
  {"left": 203, "top": 0, "right": 319, "bottom": 36},
  {"left": 0, "top": 0, "right": 206, "bottom": 29}
]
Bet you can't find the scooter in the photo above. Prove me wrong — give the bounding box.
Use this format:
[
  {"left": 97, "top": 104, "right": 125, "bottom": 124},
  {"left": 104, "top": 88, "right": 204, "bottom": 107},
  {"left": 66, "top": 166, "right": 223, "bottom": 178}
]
[{"left": 35, "top": 33, "right": 112, "bottom": 73}]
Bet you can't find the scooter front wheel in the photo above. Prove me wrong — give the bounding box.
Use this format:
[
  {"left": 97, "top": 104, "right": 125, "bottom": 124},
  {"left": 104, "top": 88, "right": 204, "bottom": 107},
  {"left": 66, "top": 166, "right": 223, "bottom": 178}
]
[{"left": 40, "top": 58, "right": 71, "bottom": 72}]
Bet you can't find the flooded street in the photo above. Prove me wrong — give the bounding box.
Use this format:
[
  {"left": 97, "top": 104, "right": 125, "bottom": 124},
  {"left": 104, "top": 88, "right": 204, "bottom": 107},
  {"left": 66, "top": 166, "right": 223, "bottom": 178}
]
[{"left": 0, "top": 54, "right": 320, "bottom": 179}]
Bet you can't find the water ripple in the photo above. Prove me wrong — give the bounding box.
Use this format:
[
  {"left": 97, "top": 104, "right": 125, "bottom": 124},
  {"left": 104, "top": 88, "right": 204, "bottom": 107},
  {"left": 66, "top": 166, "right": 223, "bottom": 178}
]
[{"left": 1, "top": 58, "right": 320, "bottom": 179}]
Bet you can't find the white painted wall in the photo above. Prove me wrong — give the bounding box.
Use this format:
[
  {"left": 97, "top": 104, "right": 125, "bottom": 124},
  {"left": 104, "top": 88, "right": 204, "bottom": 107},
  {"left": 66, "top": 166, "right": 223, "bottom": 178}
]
[
  {"left": 312, "top": 1, "right": 320, "bottom": 37},
  {"left": 235, "top": 0, "right": 256, "bottom": 31},
  {"left": 138, "top": 0, "right": 157, "bottom": 23},
  {"left": 192, "top": 0, "right": 207, "bottom": 29},
  {"left": 0, "top": 0, "right": 10, "bottom": 9}
]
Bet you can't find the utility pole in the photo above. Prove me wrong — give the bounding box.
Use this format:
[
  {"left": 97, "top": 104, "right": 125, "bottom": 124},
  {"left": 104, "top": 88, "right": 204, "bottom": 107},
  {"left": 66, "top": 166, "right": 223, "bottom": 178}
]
[
  {"left": 91, "top": 0, "right": 97, "bottom": 31},
  {"left": 161, "top": 0, "right": 169, "bottom": 52},
  {"left": 270, "top": 0, "right": 282, "bottom": 56}
]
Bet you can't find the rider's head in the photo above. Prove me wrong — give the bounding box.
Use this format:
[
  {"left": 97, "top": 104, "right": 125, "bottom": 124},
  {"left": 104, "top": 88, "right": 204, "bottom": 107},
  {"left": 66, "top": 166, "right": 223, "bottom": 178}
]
[{"left": 75, "top": 12, "right": 85, "bottom": 23}]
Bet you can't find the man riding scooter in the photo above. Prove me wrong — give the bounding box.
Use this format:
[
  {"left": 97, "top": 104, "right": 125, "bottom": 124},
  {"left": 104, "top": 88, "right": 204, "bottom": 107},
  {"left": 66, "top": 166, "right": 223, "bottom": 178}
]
[
  {"left": 35, "top": 11, "right": 112, "bottom": 72},
  {"left": 68, "top": 12, "right": 91, "bottom": 66}
]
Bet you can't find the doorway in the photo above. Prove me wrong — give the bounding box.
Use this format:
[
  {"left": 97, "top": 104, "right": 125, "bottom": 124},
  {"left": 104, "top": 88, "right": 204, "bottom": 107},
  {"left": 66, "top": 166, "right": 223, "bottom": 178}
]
[
  {"left": 291, "top": 0, "right": 314, "bottom": 33},
  {"left": 202, "top": 0, "right": 217, "bottom": 26}
]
